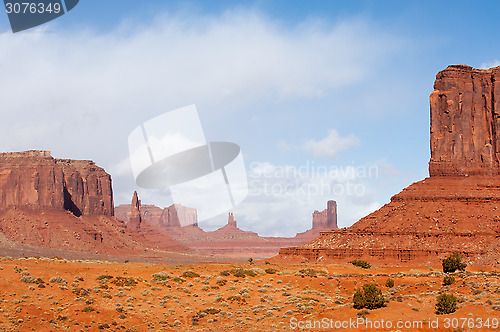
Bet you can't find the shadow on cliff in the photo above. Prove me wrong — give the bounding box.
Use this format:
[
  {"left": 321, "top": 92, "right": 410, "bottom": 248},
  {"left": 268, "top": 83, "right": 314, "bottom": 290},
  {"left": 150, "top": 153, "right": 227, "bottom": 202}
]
[{"left": 63, "top": 187, "right": 82, "bottom": 217}]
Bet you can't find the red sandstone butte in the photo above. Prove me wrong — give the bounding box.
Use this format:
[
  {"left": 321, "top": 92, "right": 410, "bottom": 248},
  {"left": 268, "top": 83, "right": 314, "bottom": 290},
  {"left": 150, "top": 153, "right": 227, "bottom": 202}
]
[
  {"left": 312, "top": 200, "right": 338, "bottom": 230},
  {"left": 116, "top": 202, "right": 198, "bottom": 229},
  {"left": 279, "top": 65, "right": 500, "bottom": 267},
  {"left": 0, "top": 150, "right": 113, "bottom": 216},
  {"left": 430, "top": 65, "right": 500, "bottom": 177}
]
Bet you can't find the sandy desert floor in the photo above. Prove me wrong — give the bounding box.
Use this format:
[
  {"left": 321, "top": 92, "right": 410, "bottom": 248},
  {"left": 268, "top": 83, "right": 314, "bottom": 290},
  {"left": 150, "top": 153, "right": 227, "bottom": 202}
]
[{"left": 0, "top": 257, "right": 498, "bottom": 331}]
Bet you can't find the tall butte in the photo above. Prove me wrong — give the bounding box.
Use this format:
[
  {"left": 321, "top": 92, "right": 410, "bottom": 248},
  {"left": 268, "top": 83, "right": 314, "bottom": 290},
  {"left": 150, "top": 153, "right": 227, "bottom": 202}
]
[{"left": 279, "top": 65, "right": 500, "bottom": 267}]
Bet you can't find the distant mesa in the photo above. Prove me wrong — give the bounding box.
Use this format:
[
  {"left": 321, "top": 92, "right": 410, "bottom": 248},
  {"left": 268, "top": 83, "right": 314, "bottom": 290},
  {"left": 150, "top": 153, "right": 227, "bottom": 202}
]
[
  {"left": 115, "top": 193, "right": 338, "bottom": 259},
  {"left": 115, "top": 200, "right": 198, "bottom": 230},
  {"left": 279, "top": 64, "right": 500, "bottom": 267}
]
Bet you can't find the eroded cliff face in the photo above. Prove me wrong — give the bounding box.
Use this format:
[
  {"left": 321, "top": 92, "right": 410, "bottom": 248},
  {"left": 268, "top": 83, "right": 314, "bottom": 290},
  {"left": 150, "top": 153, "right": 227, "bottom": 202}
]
[
  {"left": 0, "top": 151, "right": 113, "bottom": 216},
  {"left": 430, "top": 65, "right": 500, "bottom": 176}
]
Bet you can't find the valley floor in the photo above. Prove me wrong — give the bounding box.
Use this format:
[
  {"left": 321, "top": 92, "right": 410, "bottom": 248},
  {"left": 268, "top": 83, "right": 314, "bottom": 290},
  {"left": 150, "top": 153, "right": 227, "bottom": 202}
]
[{"left": 0, "top": 257, "right": 498, "bottom": 331}]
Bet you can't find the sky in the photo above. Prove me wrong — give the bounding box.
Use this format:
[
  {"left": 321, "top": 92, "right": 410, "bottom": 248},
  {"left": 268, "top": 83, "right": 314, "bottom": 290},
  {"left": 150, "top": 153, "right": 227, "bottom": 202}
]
[{"left": 1, "top": 0, "right": 500, "bottom": 236}]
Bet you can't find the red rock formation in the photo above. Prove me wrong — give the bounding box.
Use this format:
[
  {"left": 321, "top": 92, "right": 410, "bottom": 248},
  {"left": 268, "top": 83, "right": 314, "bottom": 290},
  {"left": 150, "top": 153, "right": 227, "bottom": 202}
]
[
  {"left": 0, "top": 151, "right": 113, "bottom": 216},
  {"left": 279, "top": 65, "right": 500, "bottom": 267},
  {"left": 116, "top": 203, "right": 197, "bottom": 228},
  {"left": 430, "top": 65, "right": 500, "bottom": 176},
  {"left": 115, "top": 202, "right": 326, "bottom": 259},
  {"left": 312, "top": 200, "right": 338, "bottom": 231},
  {"left": 227, "top": 212, "right": 236, "bottom": 227},
  {"left": 127, "top": 191, "right": 142, "bottom": 230}
]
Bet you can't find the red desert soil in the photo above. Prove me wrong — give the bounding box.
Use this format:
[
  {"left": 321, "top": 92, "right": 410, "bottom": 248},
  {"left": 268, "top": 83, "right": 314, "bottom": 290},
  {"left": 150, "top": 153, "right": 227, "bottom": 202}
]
[{"left": 0, "top": 257, "right": 498, "bottom": 331}]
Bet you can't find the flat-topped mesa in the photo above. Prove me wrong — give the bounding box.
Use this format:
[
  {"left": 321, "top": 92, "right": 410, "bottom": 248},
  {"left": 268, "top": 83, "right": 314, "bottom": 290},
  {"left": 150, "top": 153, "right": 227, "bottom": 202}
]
[
  {"left": 0, "top": 150, "right": 113, "bottom": 216},
  {"left": 312, "top": 200, "right": 338, "bottom": 230},
  {"left": 429, "top": 64, "right": 500, "bottom": 176},
  {"left": 0, "top": 150, "right": 52, "bottom": 158}
]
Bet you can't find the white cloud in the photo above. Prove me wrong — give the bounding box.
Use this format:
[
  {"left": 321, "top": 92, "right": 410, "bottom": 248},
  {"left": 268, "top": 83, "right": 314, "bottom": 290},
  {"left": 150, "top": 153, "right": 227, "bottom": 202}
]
[
  {"left": 479, "top": 60, "right": 500, "bottom": 69},
  {"left": 303, "top": 130, "right": 359, "bottom": 159},
  {"left": 0, "top": 11, "right": 400, "bottom": 155},
  {"left": 109, "top": 157, "right": 133, "bottom": 177}
]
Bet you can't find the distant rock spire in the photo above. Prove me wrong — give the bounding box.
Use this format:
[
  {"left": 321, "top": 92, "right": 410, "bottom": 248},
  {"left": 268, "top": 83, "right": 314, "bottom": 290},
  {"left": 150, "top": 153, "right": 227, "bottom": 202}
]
[
  {"left": 228, "top": 212, "right": 237, "bottom": 227},
  {"left": 128, "top": 191, "right": 142, "bottom": 230}
]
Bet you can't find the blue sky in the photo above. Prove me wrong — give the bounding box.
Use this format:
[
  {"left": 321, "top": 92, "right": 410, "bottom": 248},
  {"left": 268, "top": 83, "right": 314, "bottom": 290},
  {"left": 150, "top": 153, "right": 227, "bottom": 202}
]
[{"left": 1, "top": 1, "right": 500, "bottom": 235}]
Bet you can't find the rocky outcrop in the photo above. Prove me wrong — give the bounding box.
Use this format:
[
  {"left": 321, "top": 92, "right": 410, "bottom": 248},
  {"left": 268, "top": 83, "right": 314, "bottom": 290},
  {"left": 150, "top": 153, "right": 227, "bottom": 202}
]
[
  {"left": 430, "top": 65, "right": 500, "bottom": 176},
  {"left": 227, "top": 212, "right": 236, "bottom": 227},
  {"left": 128, "top": 191, "right": 142, "bottom": 230},
  {"left": 116, "top": 203, "right": 198, "bottom": 229},
  {"left": 279, "top": 65, "right": 500, "bottom": 267},
  {"left": 0, "top": 151, "right": 113, "bottom": 216},
  {"left": 312, "top": 200, "right": 338, "bottom": 230},
  {"left": 115, "top": 202, "right": 328, "bottom": 259}
]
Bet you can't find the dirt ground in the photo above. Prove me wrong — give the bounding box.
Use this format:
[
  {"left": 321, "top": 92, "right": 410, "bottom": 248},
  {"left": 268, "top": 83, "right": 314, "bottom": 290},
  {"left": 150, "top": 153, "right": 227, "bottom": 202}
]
[{"left": 0, "top": 257, "right": 498, "bottom": 331}]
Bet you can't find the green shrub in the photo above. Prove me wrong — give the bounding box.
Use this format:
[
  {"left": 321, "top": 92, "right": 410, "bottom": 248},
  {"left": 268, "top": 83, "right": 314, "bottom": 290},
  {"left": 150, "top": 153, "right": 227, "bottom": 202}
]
[
  {"left": 182, "top": 270, "right": 200, "bottom": 278},
  {"left": 220, "top": 270, "right": 230, "bottom": 276},
  {"left": 351, "top": 260, "right": 371, "bottom": 269},
  {"left": 151, "top": 271, "right": 169, "bottom": 283},
  {"left": 435, "top": 293, "right": 457, "bottom": 315},
  {"left": 442, "top": 254, "right": 466, "bottom": 273},
  {"left": 172, "top": 277, "right": 185, "bottom": 283},
  {"left": 265, "top": 268, "right": 278, "bottom": 274},
  {"left": 20, "top": 276, "right": 45, "bottom": 284},
  {"left": 198, "top": 307, "right": 221, "bottom": 315},
  {"left": 96, "top": 275, "right": 114, "bottom": 281},
  {"left": 110, "top": 277, "right": 137, "bottom": 287},
  {"left": 49, "top": 276, "right": 66, "bottom": 284},
  {"left": 385, "top": 278, "right": 394, "bottom": 288},
  {"left": 72, "top": 287, "right": 89, "bottom": 296},
  {"left": 230, "top": 268, "right": 257, "bottom": 278},
  {"left": 298, "top": 268, "right": 321, "bottom": 277},
  {"left": 443, "top": 275, "right": 455, "bottom": 286},
  {"left": 227, "top": 295, "right": 243, "bottom": 302},
  {"left": 81, "top": 306, "right": 95, "bottom": 313},
  {"left": 352, "top": 283, "right": 385, "bottom": 310}
]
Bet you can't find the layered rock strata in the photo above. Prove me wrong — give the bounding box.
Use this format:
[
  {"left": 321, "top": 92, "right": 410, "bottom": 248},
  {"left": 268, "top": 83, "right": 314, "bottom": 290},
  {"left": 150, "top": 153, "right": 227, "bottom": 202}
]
[{"left": 0, "top": 151, "right": 113, "bottom": 216}]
